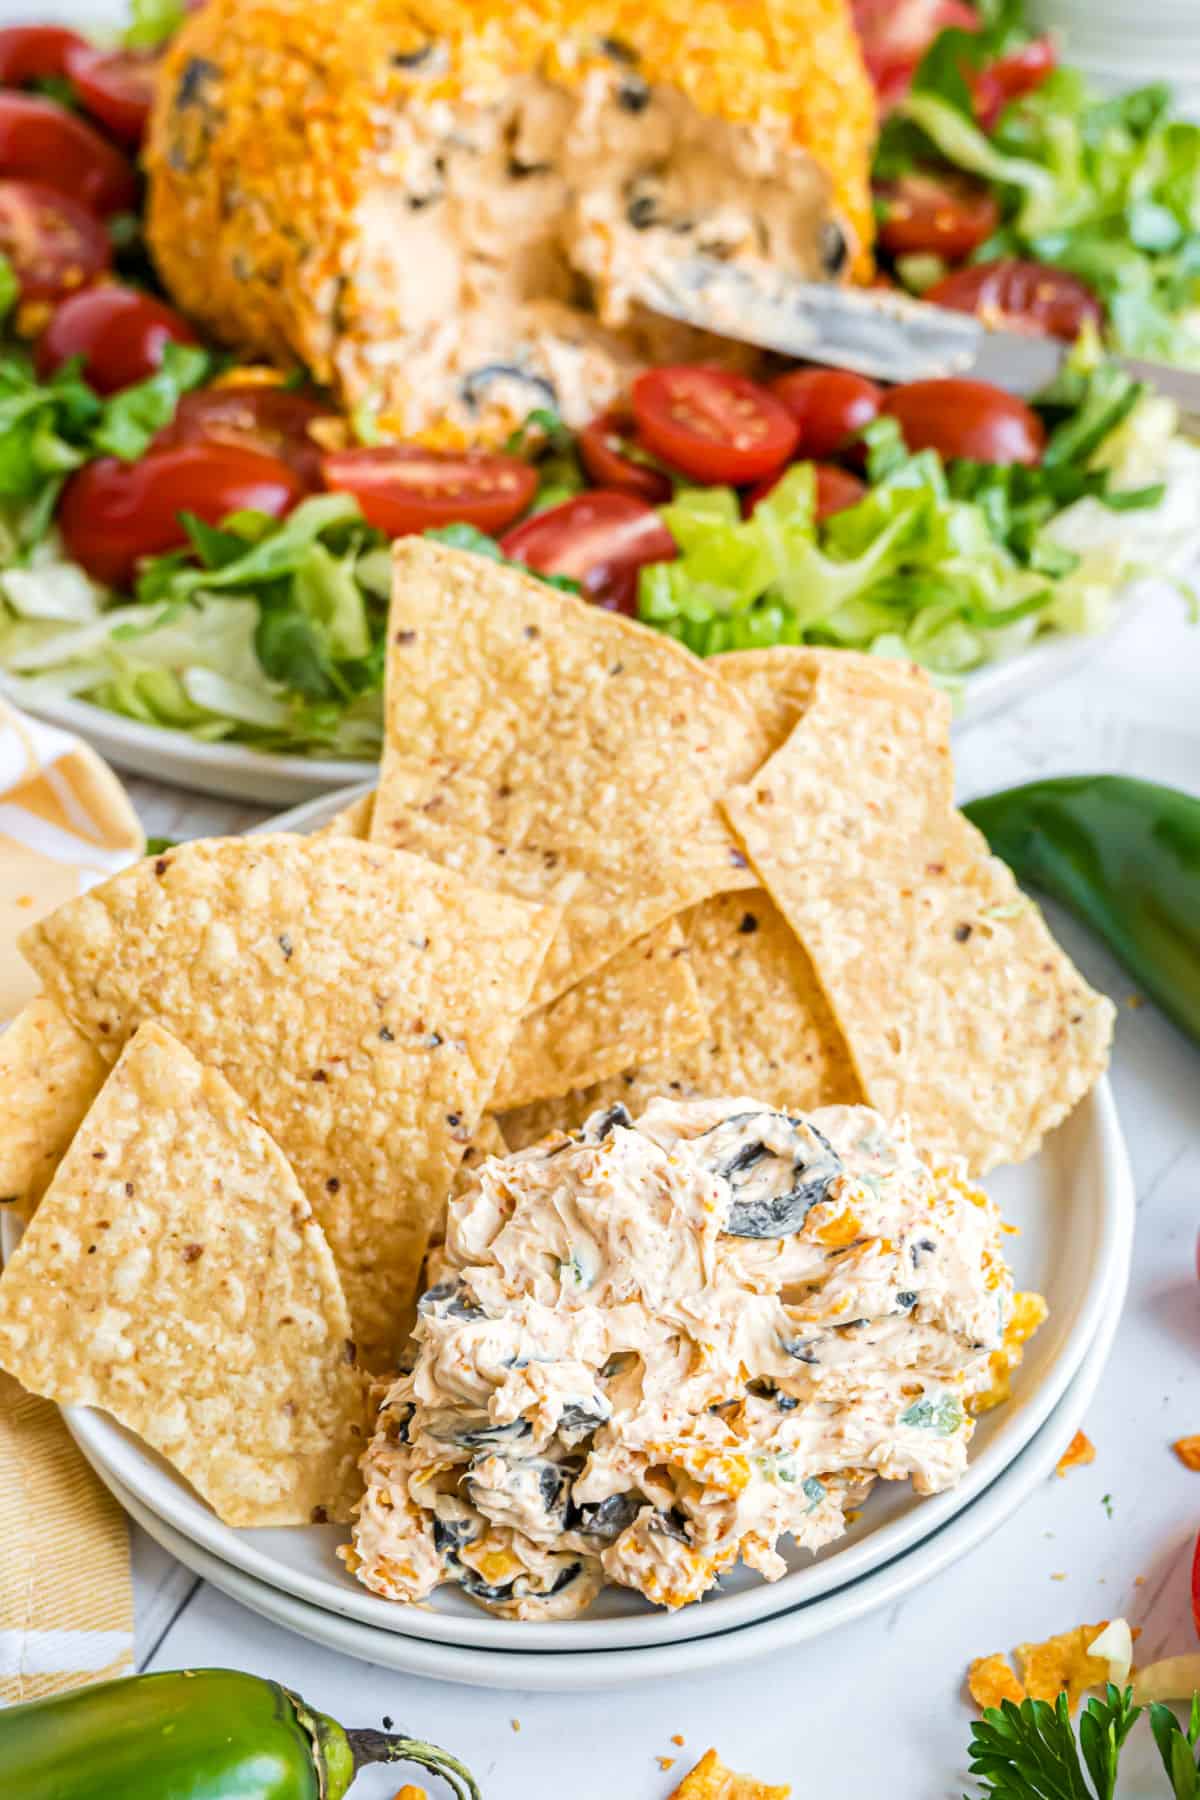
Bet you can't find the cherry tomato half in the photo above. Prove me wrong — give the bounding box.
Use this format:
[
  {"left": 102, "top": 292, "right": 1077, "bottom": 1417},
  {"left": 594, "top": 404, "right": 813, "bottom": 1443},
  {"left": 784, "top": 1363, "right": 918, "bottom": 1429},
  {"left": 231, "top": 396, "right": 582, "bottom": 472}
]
[
  {"left": 745, "top": 462, "right": 867, "bottom": 522},
  {"left": 578, "top": 409, "right": 673, "bottom": 504},
  {"left": 852, "top": 0, "right": 979, "bottom": 109},
  {"left": 322, "top": 445, "right": 537, "bottom": 537},
  {"left": 500, "top": 490, "right": 677, "bottom": 614},
  {"left": 37, "top": 286, "right": 199, "bottom": 394},
  {"left": 0, "top": 25, "right": 87, "bottom": 86},
  {"left": 63, "top": 44, "right": 158, "bottom": 145},
  {"left": 157, "top": 384, "right": 334, "bottom": 488},
  {"left": 0, "top": 93, "right": 137, "bottom": 216},
  {"left": 927, "top": 258, "right": 1103, "bottom": 343},
  {"left": 58, "top": 443, "right": 305, "bottom": 588},
  {"left": 972, "top": 36, "right": 1057, "bottom": 130},
  {"left": 768, "top": 369, "right": 882, "bottom": 461},
  {"left": 631, "top": 366, "right": 799, "bottom": 486},
  {"left": 882, "top": 377, "right": 1046, "bottom": 465},
  {"left": 876, "top": 171, "right": 1000, "bottom": 262},
  {"left": 0, "top": 178, "right": 110, "bottom": 301}
]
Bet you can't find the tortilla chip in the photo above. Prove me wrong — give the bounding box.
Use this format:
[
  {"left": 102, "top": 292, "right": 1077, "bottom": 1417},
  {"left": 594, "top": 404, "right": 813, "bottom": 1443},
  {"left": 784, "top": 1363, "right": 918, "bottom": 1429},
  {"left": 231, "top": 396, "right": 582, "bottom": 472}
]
[
  {"left": 501, "top": 890, "right": 861, "bottom": 1148},
  {"left": 1173, "top": 1436, "right": 1200, "bottom": 1471},
  {"left": 372, "top": 538, "right": 766, "bottom": 1007},
  {"left": 668, "top": 1748, "right": 790, "bottom": 1800},
  {"left": 491, "top": 920, "right": 709, "bottom": 1112},
  {"left": 0, "top": 996, "right": 106, "bottom": 1219},
  {"left": 971, "top": 1291, "right": 1048, "bottom": 1414},
  {"left": 1017, "top": 1624, "right": 1111, "bottom": 1709},
  {"left": 19, "top": 835, "right": 559, "bottom": 1367},
  {"left": 313, "top": 788, "right": 374, "bottom": 839},
  {"left": 968, "top": 1654, "right": 1027, "bottom": 1712},
  {"left": 721, "top": 660, "right": 1115, "bottom": 1173},
  {"left": 714, "top": 646, "right": 926, "bottom": 757},
  {"left": 1056, "top": 1430, "right": 1096, "bottom": 1476},
  {"left": 0, "top": 1023, "right": 369, "bottom": 1527}
]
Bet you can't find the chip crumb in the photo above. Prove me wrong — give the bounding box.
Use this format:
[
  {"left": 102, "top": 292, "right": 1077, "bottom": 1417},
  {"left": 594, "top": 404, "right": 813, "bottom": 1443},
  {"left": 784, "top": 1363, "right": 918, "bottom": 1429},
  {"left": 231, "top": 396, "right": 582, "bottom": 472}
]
[
  {"left": 1135, "top": 1575, "right": 1146, "bottom": 1586},
  {"left": 511, "top": 1718, "right": 521, "bottom": 1733},
  {"left": 1056, "top": 1430, "right": 1096, "bottom": 1477},
  {"left": 1173, "top": 1436, "right": 1200, "bottom": 1470},
  {"left": 660, "top": 1757, "right": 678, "bottom": 1771},
  {"left": 967, "top": 1653, "right": 1025, "bottom": 1713},
  {"left": 667, "top": 1747, "right": 791, "bottom": 1798},
  {"left": 1051, "top": 1572, "right": 1067, "bottom": 1581},
  {"left": 393, "top": 1787, "right": 427, "bottom": 1800},
  {"left": 672, "top": 1734, "right": 686, "bottom": 1747}
]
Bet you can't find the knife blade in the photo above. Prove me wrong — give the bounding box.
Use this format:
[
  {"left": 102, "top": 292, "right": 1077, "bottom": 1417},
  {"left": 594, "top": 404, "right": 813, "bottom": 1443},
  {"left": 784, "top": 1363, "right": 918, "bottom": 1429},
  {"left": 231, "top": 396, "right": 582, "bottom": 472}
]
[{"left": 637, "top": 257, "right": 1200, "bottom": 422}]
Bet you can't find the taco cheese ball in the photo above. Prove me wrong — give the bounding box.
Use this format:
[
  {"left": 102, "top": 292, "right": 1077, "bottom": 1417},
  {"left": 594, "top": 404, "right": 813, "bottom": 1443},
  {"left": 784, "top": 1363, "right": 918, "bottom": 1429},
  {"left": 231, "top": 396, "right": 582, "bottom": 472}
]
[
  {"left": 344, "top": 1094, "right": 1016, "bottom": 1619},
  {"left": 145, "top": 0, "right": 875, "bottom": 442}
]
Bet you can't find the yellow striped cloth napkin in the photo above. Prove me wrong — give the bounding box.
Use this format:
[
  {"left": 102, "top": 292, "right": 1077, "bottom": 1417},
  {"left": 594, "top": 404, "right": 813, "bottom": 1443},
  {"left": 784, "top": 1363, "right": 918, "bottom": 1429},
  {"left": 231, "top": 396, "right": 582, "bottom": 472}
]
[{"left": 0, "top": 698, "right": 143, "bottom": 1702}]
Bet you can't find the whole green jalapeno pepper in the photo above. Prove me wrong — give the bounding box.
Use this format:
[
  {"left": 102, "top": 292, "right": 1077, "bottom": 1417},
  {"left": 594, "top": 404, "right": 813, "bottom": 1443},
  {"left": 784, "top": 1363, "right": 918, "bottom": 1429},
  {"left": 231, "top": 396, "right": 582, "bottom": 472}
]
[
  {"left": 0, "top": 1667, "right": 482, "bottom": 1800},
  {"left": 963, "top": 775, "right": 1200, "bottom": 1047}
]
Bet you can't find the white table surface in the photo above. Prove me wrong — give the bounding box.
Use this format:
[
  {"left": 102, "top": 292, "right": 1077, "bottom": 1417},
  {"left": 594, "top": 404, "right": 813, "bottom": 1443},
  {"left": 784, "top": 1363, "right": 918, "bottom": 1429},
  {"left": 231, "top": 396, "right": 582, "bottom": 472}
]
[{"left": 109, "top": 593, "right": 1200, "bottom": 1799}]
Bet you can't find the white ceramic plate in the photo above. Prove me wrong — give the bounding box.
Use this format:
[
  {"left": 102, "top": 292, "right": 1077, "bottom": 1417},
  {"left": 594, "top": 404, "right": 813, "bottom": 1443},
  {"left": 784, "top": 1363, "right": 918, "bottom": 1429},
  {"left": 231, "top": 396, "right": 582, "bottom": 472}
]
[
  {"left": 94, "top": 1236, "right": 1130, "bottom": 1691},
  {"left": 55, "top": 772, "right": 1133, "bottom": 1650}
]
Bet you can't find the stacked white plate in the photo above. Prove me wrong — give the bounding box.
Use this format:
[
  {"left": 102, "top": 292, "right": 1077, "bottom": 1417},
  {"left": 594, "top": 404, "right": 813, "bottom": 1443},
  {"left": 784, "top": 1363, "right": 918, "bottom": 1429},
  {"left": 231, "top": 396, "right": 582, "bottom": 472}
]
[{"left": 32, "top": 785, "right": 1135, "bottom": 1691}]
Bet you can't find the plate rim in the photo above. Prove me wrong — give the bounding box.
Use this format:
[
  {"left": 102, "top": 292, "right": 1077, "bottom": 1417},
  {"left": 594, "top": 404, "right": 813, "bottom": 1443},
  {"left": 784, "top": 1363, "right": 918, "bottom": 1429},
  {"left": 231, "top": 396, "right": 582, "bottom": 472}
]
[{"left": 96, "top": 1231, "right": 1130, "bottom": 1691}]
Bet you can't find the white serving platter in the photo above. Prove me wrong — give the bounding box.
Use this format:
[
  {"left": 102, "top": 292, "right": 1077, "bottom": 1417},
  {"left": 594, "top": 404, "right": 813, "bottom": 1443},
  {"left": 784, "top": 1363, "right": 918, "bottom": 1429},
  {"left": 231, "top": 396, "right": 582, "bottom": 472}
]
[{"left": 95, "top": 1234, "right": 1129, "bottom": 1691}]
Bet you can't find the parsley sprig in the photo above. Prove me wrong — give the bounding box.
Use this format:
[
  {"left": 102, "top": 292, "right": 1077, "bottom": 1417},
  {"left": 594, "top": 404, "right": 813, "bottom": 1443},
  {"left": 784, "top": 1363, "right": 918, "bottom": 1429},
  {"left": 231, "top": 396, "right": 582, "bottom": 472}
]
[{"left": 967, "top": 1686, "right": 1200, "bottom": 1800}]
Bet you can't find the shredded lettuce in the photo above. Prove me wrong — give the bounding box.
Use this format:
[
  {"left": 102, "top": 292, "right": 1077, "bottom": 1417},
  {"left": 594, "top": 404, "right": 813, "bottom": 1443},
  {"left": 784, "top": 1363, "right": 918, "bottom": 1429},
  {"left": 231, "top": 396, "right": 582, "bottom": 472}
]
[{"left": 122, "top": 0, "right": 186, "bottom": 50}]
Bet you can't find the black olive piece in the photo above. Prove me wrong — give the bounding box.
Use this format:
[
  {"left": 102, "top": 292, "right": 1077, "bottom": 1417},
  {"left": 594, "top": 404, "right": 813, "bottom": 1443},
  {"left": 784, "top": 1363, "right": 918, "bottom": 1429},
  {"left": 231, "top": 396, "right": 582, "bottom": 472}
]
[
  {"left": 392, "top": 40, "right": 438, "bottom": 67},
  {"left": 454, "top": 1557, "right": 581, "bottom": 1604},
  {"left": 558, "top": 1398, "right": 611, "bottom": 1443},
  {"left": 779, "top": 1335, "right": 820, "bottom": 1364},
  {"left": 896, "top": 1291, "right": 918, "bottom": 1310},
  {"left": 417, "top": 1278, "right": 485, "bottom": 1321},
  {"left": 570, "top": 1491, "right": 640, "bottom": 1541},
  {"left": 451, "top": 1417, "right": 534, "bottom": 1450},
  {"left": 627, "top": 193, "right": 659, "bottom": 230},
  {"left": 777, "top": 1393, "right": 800, "bottom": 1411},
  {"left": 694, "top": 1111, "right": 842, "bottom": 1239},
  {"left": 599, "top": 35, "right": 639, "bottom": 64},
  {"left": 820, "top": 220, "right": 849, "bottom": 277},
  {"left": 460, "top": 364, "right": 558, "bottom": 413},
  {"left": 618, "top": 76, "right": 651, "bottom": 113},
  {"left": 910, "top": 1237, "right": 937, "bottom": 1268},
  {"left": 646, "top": 1507, "right": 691, "bottom": 1543},
  {"left": 433, "top": 1514, "right": 478, "bottom": 1553},
  {"left": 508, "top": 157, "right": 553, "bottom": 179},
  {"left": 387, "top": 1402, "right": 415, "bottom": 1445},
  {"left": 582, "top": 1102, "right": 632, "bottom": 1142}
]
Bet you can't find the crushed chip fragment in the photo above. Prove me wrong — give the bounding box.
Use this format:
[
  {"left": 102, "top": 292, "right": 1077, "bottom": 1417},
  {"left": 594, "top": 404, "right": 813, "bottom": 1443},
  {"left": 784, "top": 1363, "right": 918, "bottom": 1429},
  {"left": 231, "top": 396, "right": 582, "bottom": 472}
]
[
  {"left": 667, "top": 1748, "right": 791, "bottom": 1800},
  {"left": 1056, "top": 1430, "right": 1096, "bottom": 1477},
  {"left": 1173, "top": 1436, "right": 1200, "bottom": 1470}
]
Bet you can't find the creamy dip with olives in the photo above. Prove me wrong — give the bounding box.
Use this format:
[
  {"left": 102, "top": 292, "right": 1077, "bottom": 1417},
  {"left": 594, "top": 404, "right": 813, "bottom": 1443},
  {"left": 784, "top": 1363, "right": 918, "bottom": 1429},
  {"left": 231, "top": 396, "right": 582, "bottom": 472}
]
[{"left": 344, "top": 1097, "right": 1014, "bottom": 1619}]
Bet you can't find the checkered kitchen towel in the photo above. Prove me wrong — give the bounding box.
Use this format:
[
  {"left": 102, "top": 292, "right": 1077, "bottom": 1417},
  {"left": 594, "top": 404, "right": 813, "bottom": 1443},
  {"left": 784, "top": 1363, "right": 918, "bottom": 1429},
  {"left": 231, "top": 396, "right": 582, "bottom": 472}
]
[{"left": 0, "top": 698, "right": 142, "bottom": 1701}]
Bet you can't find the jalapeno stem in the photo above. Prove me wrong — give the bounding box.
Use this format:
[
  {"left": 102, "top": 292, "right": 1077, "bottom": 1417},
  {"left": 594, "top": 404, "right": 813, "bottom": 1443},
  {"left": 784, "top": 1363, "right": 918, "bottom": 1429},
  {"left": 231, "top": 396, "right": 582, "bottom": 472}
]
[{"left": 346, "top": 1728, "right": 482, "bottom": 1800}]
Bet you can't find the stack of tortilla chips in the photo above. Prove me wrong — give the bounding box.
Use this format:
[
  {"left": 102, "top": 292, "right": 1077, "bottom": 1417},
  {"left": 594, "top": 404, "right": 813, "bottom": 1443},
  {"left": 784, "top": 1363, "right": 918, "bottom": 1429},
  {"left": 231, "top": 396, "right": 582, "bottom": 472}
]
[{"left": 0, "top": 539, "right": 1115, "bottom": 1529}]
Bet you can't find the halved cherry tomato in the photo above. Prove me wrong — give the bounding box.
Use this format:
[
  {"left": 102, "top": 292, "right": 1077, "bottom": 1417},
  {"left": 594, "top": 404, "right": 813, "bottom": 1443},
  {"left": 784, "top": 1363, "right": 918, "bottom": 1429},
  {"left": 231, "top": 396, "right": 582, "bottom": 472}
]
[
  {"left": 500, "top": 490, "right": 676, "bottom": 613},
  {"left": 322, "top": 445, "right": 537, "bottom": 537},
  {"left": 852, "top": 0, "right": 979, "bottom": 109},
  {"left": 0, "top": 25, "right": 87, "bottom": 86},
  {"left": 157, "top": 385, "right": 334, "bottom": 488},
  {"left": 578, "top": 409, "right": 673, "bottom": 504},
  {"left": 0, "top": 179, "right": 110, "bottom": 300},
  {"left": 745, "top": 462, "right": 867, "bottom": 522},
  {"left": 882, "top": 377, "right": 1045, "bottom": 465},
  {"left": 631, "top": 366, "right": 799, "bottom": 486},
  {"left": 972, "top": 36, "right": 1057, "bottom": 130},
  {"left": 36, "top": 286, "right": 199, "bottom": 393},
  {"left": 768, "top": 370, "right": 882, "bottom": 461},
  {"left": 63, "top": 44, "right": 158, "bottom": 145},
  {"left": 927, "top": 258, "right": 1103, "bottom": 343},
  {"left": 58, "top": 444, "right": 305, "bottom": 588},
  {"left": 0, "top": 93, "right": 137, "bottom": 216},
  {"left": 875, "top": 171, "right": 1000, "bottom": 261}
]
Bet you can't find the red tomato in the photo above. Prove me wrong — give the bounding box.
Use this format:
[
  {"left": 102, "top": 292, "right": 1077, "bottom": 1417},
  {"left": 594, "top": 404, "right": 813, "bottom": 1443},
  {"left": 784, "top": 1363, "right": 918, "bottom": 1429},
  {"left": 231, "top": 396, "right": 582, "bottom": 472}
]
[
  {"left": 972, "top": 36, "right": 1057, "bottom": 130},
  {"left": 500, "top": 490, "right": 676, "bottom": 613},
  {"left": 0, "top": 179, "right": 110, "bottom": 300},
  {"left": 852, "top": 0, "right": 979, "bottom": 108},
  {"left": 63, "top": 44, "right": 158, "bottom": 145},
  {"left": 157, "top": 385, "right": 334, "bottom": 488},
  {"left": 322, "top": 445, "right": 537, "bottom": 537},
  {"left": 768, "top": 370, "right": 882, "bottom": 461},
  {"left": 58, "top": 444, "right": 304, "bottom": 588},
  {"left": 37, "top": 286, "right": 199, "bottom": 393},
  {"left": 0, "top": 93, "right": 137, "bottom": 216},
  {"left": 882, "top": 378, "right": 1046, "bottom": 465},
  {"left": 631, "top": 367, "right": 799, "bottom": 486},
  {"left": 745, "top": 462, "right": 867, "bottom": 522},
  {"left": 0, "top": 25, "right": 87, "bottom": 86},
  {"left": 876, "top": 171, "right": 999, "bottom": 262},
  {"left": 927, "top": 258, "right": 1103, "bottom": 343},
  {"left": 578, "top": 409, "right": 673, "bottom": 504}
]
